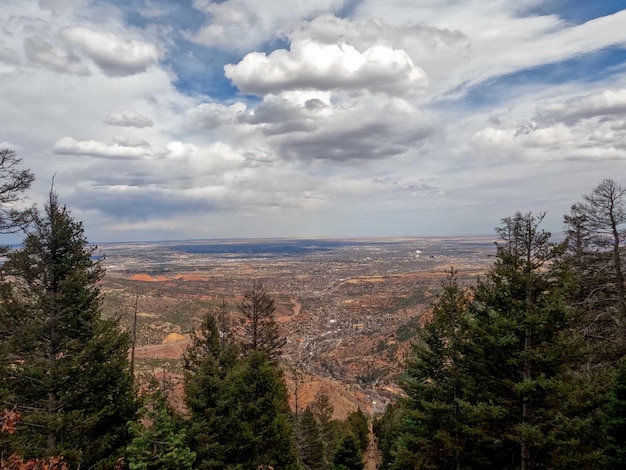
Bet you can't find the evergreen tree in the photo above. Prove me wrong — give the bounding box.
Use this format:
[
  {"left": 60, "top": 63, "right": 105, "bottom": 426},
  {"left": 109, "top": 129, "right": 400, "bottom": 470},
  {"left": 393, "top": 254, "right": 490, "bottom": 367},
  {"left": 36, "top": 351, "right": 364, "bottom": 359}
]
[
  {"left": 344, "top": 408, "right": 369, "bottom": 453},
  {"left": 295, "top": 406, "right": 327, "bottom": 470},
  {"left": 183, "top": 312, "right": 238, "bottom": 469},
  {"left": 0, "top": 191, "right": 137, "bottom": 467},
  {"left": 332, "top": 434, "right": 363, "bottom": 470},
  {"left": 606, "top": 358, "right": 626, "bottom": 469},
  {"left": 452, "top": 213, "right": 599, "bottom": 469},
  {"left": 396, "top": 269, "right": 469, "bottom": 469},
  {"left": 218, "top": 351, "right": 299, "bottom": 469},
  {"left": 311, "top": 389, "right": 339, "bottom": 466},
  {"left": 389, "top": 212, "right": 604, "bottom": 469},
  {"left": 126, "top": 381, "right": 195, "bottom": 470},
  {"left": 184, "top": 311, "right": 299, "bottom": 469},
  {"left": 238, "top": 280, "right": 286, "bottom": 360},
  {"left": 372, "top": 401, "right": 405, "bottom": 469},
  {"left": 0, "top": 148, "right": 35, "bottom": 235},
  {"left": 563, "top": 178, "right": 626, "bottom": 358}
]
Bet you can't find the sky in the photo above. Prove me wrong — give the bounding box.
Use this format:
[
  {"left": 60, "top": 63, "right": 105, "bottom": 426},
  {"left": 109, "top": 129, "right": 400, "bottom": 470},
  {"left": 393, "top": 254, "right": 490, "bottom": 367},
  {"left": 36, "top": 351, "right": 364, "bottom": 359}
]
[{"left": 1, "top": 0, "right": 625, "bottom": 243}]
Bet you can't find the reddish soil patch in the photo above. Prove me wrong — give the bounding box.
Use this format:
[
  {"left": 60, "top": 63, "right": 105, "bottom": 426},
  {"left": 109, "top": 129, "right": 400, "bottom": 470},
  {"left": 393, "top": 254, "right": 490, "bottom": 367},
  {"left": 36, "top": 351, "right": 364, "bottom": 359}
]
[
  {"left": 130, "top": 274, "right": 169, "bottom": 282},
  {"left": 134, "top": 339, "right": 190, "bottom": 360},
  {"left": 289, "top": 376, "right": 371, "bottom": 420}
]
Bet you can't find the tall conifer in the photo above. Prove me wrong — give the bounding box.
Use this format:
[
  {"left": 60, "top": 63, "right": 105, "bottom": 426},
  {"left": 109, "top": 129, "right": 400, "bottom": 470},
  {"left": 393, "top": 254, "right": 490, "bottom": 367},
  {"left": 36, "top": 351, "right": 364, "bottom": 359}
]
[{"left": 0, "top": 191, "right": 137, "bottom": 467}]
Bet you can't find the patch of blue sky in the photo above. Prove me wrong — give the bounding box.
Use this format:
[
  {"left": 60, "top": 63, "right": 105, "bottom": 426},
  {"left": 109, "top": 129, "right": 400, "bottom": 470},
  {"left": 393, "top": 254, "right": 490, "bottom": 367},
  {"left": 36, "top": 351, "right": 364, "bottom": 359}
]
[
  {"left": 436, "top": 46, "right": 626, "bottom": 112},
  {"left": 108, "top": 0, "right": 205, "bottom": 31},
  {"left": 519, "top": 0, "right": 625, "bottom": 25},
  {"left": 337, "top": 0, "right": 363, "bottom": 19},
  {"left": 164, "top": 41, "right": 239, "bottom": 99}
]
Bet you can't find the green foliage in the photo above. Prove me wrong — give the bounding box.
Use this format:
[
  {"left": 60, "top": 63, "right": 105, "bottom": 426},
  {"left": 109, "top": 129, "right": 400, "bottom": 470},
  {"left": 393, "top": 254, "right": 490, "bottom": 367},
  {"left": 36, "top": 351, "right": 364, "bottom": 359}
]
[
  {"left": 395, "top": 316, "right": 421, "bottom": 342},
  {"left": 126, "top": 382, "right": 195, "bottom": 470},
  {"left": 344, "top": 409, "right": 369, "bottom": 452},
  {"left": 606, "top": 358, "right": 626, "bottom": 468},
  {"left": 0, "top": 148, "right": 35, "bottom": 234},
  {"left": 296, "top": 407, "right": 328, "bottom": 470},
  {"left": 0, "top": 191, "right": 137, "bottom": 468},
  {"left": 310, "top": 389, "right": 339, "bottom": 465},
  {"left": 373, "top": 401, "right": 405, "bottom": 469},
  {"left": 238, "top": 280, "right": 287, "bottom": 361},
  {"left": 563, "top": 178, "right": 626, "bottom": 360},
  {"left": 332, "top": 434, "right": 363, "bottom": 470},
  {"left": 223, "top": 351, "right": 299, "bottom": 469},
  {"left": 392, "top": 271, "right": 470, "bottom": 469},
  {"left": 382, "top": 211, "right": 610, "bottom": 469},
  {"left": 184, "top": 311, "right": 299, "bottom": 469},
  {"left": 183, "top": 312, "right": 238, "bottom": 469}
]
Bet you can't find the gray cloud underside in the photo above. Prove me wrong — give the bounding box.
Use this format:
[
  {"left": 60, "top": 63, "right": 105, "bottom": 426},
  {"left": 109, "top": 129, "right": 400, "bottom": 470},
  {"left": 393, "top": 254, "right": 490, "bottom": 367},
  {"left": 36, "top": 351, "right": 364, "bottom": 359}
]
[{"left": 106, "top": 110, "right": 154, "bottom": 128}]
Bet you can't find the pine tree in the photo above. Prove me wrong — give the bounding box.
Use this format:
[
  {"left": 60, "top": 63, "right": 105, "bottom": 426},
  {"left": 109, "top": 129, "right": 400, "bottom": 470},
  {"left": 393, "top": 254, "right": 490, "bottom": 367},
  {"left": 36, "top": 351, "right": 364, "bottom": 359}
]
[
  {"left": 238, "top": 280, "right": 286, "bottom": 360},
  {"left": 184, "top": 310, "right": 299, "bottom": 469},
  {"left": 296, "top": 406, "right": 328, "bottom": 470},
  {"left": 606, "top": 358, "right": 626, "bottom": 469},
  {"left": 183, "top": 312, "right": 238, "bottom": 469},
  {"left": 0, "top": 148, "right": 35, "bottom": 235},
  {"left": 372, "top": 401, "right": 405, "bottom": 469},
  {"left": 397, "top": 269, "right": 470, "bottom": 469},
  {"left": 563, "top": 179, "right": 626, "bottom": 358},
  {"left": 344, "top": 408, "right": 369, "bottom": 453},
  {"left": 126, "top": 381, "right": 195, "bottom": 470},
  {"left": 390, "top": 213, "right": 604, "bottom": 469},
  {"left": 216, "top": 351, "right": 300, "bottom": 469},
  {"left": 311, "top": 389, "right": 339, "bottom": 466},
  {"left": 332, "top": 434, "right": 363, "bottom": 470},
  {"left": 0, "top": 190, "right": 137, "bottom": 467},
  {"left": 456, "top": 212, "right": 601, "bottom": 469}
]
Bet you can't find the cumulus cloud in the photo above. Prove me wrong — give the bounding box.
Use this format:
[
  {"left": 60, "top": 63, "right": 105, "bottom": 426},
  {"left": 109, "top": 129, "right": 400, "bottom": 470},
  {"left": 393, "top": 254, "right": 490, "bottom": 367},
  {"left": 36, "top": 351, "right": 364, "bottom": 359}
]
[
  {"left": 3, "top": 0, "right": 626, "bottom": 242},
  {"left": 225, "top": 39, "right": 427, "bottom": 96},
  {"left": 238, "top": 91, "right": 332, "bottom": 131},
  {"left": 289, "top": 13, "right": 470, "bottom": 78},
  {"left": 536, "top": 89, "right": 626, "bottom": 124},
  {"left": 185, "top": 102, "right": 248, "bottom": 130},
  {"left": 62, "top": 26, "right": 160, "bottom": 76},
  {"left": 470, "top": 115, "right": 626, "bottom": 164},
  {"left": 190, "top": 0, "right": 343, "bottom": 50},
  {"left": 113, "top": 136, "right": 150, "bottom": 147},
  {"left": 24, "top": 36, "right": 90, "bottom": 75},
  {"left": 269, "top": 93, "right": 434, "bottom": 161},
  {"left": 53, "top": 137, "right": 153, "bottom": 159},
  {"left": 105, "top": 110, "right": 154, "bottom": 128}
]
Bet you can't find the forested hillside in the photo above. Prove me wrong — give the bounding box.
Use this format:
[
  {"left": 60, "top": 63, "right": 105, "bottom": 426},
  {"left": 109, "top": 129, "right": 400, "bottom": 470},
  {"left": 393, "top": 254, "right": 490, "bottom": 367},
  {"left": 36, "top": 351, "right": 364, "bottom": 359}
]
[
  {"left": 375, "top": 179, "right": 626, "bottom": 469},
  {"left": 1, "top": 149, "right": 625, "bottom": 469}
]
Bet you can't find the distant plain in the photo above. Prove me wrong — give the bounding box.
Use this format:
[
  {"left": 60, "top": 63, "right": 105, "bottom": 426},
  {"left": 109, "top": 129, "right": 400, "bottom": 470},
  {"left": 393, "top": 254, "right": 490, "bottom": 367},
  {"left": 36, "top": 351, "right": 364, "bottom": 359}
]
[{"left": 100, "top": 237, "right": 495, "bottom": 415}]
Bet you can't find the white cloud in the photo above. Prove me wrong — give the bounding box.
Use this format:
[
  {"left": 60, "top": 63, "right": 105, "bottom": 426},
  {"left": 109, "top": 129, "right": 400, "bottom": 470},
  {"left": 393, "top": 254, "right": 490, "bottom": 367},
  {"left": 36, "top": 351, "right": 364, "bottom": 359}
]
[
  {"left": 288, "top": 14, "right": 470, "bottom": 84},
  {"left": 190, "top": 0, "right": 343, "bottom": 51},
  {"left": 53, "top": 137, "right": 153, "bottom": 159},
  {"left": 185, "top": 102, "right": 248, "bottom": 129},
  {"left": 62, "top": 26, "right": 160, "bottom": 76},
  {"left": 225, "top": 39, "right": 427, "bottom": 96},
  {"left": 536, "top": 89, "right": 626, "bottom": 124},
  {"left": 105, "top": 110, "right": 154, "bottom": 128},
  {"left": 2, "top": 0, "right": 626, "bottom": 242},
  {"left": 470, "top": 112, "right": 626, "bottom": 164},
  {"left": 38, "top": 0, "right": 86, "bottom": 14},
  {"left": 24, "top": 36, "right": 90, "bottom": 75},
  {"left": 0, "top": 39, "right": 21, "bottom": 65},
  {"left": 113, "top": 136, "right": 150, "bottom": 147}
]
